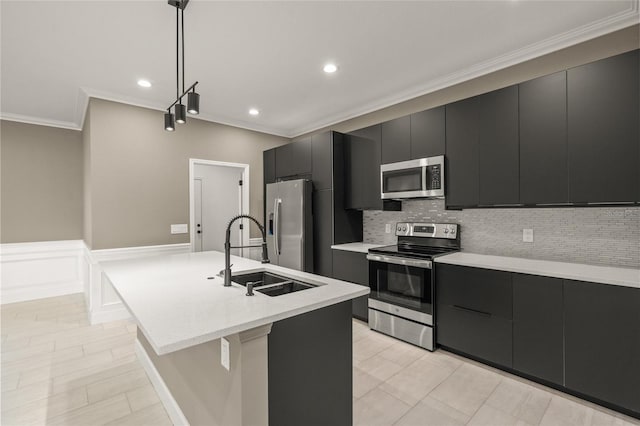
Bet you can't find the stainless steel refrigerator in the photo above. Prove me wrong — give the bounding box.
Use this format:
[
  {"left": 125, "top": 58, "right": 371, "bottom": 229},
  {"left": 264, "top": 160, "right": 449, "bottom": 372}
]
[{"left": 266, "top": 179, "right": 313, "bottom": 272}]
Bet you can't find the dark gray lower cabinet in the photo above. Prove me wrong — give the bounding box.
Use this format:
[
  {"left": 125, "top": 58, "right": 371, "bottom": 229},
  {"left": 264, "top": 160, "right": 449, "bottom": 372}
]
[
  {"left": 436, "top": 264, "right": 513, "bottom": 368},
  {"left": 269, "top": 301, "right": 352, "bottom": 426},
  {"left": 513, "top": 274, "right": 563, "bottom": 385},
  {"left": 332, "top": 250, "right": 369, "bottom": 321},
  {"left": 564, "top": 280, "right": 640, "bottom": 414}
]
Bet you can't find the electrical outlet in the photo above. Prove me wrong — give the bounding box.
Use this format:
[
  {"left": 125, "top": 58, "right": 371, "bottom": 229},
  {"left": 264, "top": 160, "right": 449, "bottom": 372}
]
[
  {"left": 385, "top": 224, "right": 391, "bottom": 233},
  {"left": 523, "top": 229, "right": 534, "bottom": 243},
  {"left": 171, "top": 224, "right": 188, "bottom": 234},
  {"left": 221, "top": 337, "right": 230, "bottom": 371}
]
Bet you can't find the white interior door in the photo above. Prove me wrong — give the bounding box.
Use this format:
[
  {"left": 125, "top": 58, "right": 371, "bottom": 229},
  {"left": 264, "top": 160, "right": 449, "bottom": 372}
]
[
  {"left": 194, "top": 178, "right": 203, "bottom": 252},
  {"left": 193, "top": 163, "right": 244, "bottom": 255}
]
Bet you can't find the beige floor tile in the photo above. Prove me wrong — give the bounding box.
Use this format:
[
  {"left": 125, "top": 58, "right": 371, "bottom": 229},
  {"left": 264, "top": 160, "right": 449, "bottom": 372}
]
[
  {"left": 2, "top": 346, "right": 84, "bottom": 376},
  {"left": 105, "top": 402, "right": 172, "bottom": 426},
  {"left": 418, "top": 348, "right": 465, "bottom": 371},
  {"left": 379, "top": 358, "right": 455, "bottom": 406},
  {"left": 589, "top": 409, "right": 639, "bottom": 426},
  {"left": 102, "top": 319, "right": 134, "bottom": 330},
  {"left": 86, "top": 367, "right": 150, "bottom": 404},
  {"left": 486, "top": 377, "right": 552, "bottom": 425},
  {"left": 0, "top": 386, "right": 88, "bottom": 426},
  {"left": 19, "top": 349, "right": 114, "bottom": 386},
  {"left": 126, "top": 383, "right": 161, "bottom": 412},
  {"left": 1, "top": 341, "right": 55, "bottom": 362},
  {"left": 429, "top": 362, "right": 502, "bottom": 416},
  {"left": 353, "top": 333, "right": 396, "bottom": 362},
  {"left": 540, "top": 395, "right": 594, "bottom": 426},
  {"left": 1, "top": 372, "right": 20, "bottom": 392},
  {"left": 354, "top": 388, "right": 412, "bottom": 426},
  {"left": 46, "top": 393, "right": 132, "bottom": 426},
  {"left": 357, "top": 353, "right": 404, "bottom": 382},
  {"left": 468, "top": 404, "right": 522, "bottom": 426},
  {"left": 1, "top": 379, "right": 54, "bottom": 412},
  {"left": 54, "top": 325, "right": 130, "bottom": 350},
  {"left": 377, "top": 340, "right": 426, "bottom": 367},
  {"left": 82, "top": 332, "right": 135, "bottom": 355},
  {"left": 111, "top": 342, "right": 136, "bottom": 359},
  {"left": 126, "top": 323, "right": 137, "bottom": 333},
  {"left": 353, "top": 366, "right": 383, "bottom": 399},
  {"left": 394, "top": 396, "right": 470, "bottom": 426},
  {"left": 52, "top": 356, "right": 140, "bottom": 394}
]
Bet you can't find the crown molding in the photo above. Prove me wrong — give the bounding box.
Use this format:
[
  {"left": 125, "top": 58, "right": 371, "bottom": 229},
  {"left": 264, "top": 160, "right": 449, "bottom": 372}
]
[{"left": 0, "top": 113, "right": 81, "bottom": 131}]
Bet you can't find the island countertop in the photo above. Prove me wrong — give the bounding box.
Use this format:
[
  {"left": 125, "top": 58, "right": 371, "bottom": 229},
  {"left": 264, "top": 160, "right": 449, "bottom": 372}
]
[{"left": 101, "top": 251, "right": 369, "bottom": 355}]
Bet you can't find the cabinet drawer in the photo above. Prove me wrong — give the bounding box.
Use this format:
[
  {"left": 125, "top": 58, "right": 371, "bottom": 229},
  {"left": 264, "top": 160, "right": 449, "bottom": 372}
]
[
  {"left": 436, "top": 264, "right": 512, "bottom": 319},
  {"left": 437, "top": 304, "right": 513, "bottom": 368},
  {"left": 332, "top": 250, "right": 368, "bottom": 285}
]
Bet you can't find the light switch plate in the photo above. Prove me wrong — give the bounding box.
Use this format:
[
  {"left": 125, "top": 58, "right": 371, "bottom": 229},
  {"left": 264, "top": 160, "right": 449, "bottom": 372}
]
[
  {"left": 385, "top": 224, "right": 391, "bottom": 234},
  {"left": 221, "top": 337, "right": 230, "bottom": 371},
  {"left": 523, "top": 229, "right": 534, "bottom": 243},
  {"left": 171, "top": 224, "right": 188, "bottom": 234}
]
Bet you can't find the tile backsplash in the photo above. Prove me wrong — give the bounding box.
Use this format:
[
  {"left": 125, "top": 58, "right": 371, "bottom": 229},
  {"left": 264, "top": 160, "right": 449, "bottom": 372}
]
[{"left": 363, "top": 200, "right": 640, "bottom": 269}]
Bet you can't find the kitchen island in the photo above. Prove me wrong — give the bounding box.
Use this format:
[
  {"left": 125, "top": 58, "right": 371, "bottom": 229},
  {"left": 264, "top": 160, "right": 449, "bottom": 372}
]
[{"left": 101, "top": 250, "right": 368, "bottom": 426}]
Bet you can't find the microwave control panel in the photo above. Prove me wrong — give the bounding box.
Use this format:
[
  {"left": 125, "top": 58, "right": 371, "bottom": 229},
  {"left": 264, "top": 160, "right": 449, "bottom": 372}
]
[
  {"left": 396, "top": 222, "right": 458, "bottom": 239},
  {"left": 426, "top": 164, "right": 441, "bottom": 190}
]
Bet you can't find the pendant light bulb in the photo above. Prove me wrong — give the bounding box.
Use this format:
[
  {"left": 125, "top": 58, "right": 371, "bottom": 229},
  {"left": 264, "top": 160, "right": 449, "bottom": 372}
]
[
  {"left": 187, "top": 91, "right": 200, "bottom": 115},
  {"left": 175, "top": 103, "right": 187, "bottom": 124},
  {"left": 164, "top": 111, "right": 175, "bottom": 132}
]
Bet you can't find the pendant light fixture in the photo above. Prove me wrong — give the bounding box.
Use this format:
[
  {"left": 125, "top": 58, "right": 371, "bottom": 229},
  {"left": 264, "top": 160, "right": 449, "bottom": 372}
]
[{"left": 164, "top": 0, "right": 200, "bottom": 131}]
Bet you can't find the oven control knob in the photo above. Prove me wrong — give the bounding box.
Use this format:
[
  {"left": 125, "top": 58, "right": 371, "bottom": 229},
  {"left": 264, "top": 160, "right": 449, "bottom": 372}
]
[
  {"left": 450, "top": 228, "right": 456, "bottom": 234},
  {"left": 444, "top": 228, "right": 449, "bottom": 233}
]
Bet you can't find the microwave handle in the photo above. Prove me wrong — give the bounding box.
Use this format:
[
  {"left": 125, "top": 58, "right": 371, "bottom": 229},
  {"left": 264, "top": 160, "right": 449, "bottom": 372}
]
[{"left": 422, "top": 166, "right": 427, "bottom": 191}]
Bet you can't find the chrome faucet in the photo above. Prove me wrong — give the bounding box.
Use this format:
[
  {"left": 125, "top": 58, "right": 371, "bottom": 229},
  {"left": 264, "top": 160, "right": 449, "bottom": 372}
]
[{"left": 223, "top": 215, "right": 270, "bottom": 287}]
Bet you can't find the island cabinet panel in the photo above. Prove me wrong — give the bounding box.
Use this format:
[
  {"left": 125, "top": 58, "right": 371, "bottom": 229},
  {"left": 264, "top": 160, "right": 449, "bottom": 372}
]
[
  {"left": 269, "top": 301, "right": 353, "bottom": 426},
  {"left": 513, "top": 274, "right": 564, "bottom": 385},
  {"left": 567, "top": 49, "right": 639, "bottom": 204},
  {"left": 445, "top": 97, "right": 480, "bottom": 208},
  {"left": 275, "top": 138, "right": 312, "bottom": 179},
  {"left": 410, "top": 107, "right": 446, "bottom": 159},
  {"left": 381, "top": 116, "right": 411, "bottom": 164},
  {"left": 311, "top": 132, "right": 332, "bottom": 191},
  {"left": 313, "top": 189, "right": 333, "bottom": 277},
  {"left": 436, "top": 264, "right": 513, "bottom": 368},
  {"left": 519, "top": 71, "right": 568, "bottom": 205},
  {"left": 564, "top": 280, "right": 640, "bottom": 415},
  {"left": 477, "top": 85, "right": 520, "bottom": 206},
  {"left": 332, "top": 250, "right": 369, "bottom": 321}
]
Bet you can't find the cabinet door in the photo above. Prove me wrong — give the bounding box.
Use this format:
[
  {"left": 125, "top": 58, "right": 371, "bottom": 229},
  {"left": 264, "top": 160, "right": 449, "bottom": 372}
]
[
  {"left": 291, "top": 137, "right": 312, "bottom": 176},
  {"left": 513, "top": 274, "right": 563, "bottom": 385},
  {"left": 312, "top": 189, "right": 333, "bottom": 277},
  {"left": 311, "top": 132, "right": 332, "bottom": 191},
  {"left": 436, "top": 264, "right": 513, "bottom": 368},
  {"left": 567, "top": 50, "right": 639, "bottom": 203},
  {"left": 346, "top": 125, "right": 383, "bottom": 210},
  {"left": 264, "top": 149, "right": 276, "bottom": 185},
  {"left": 478, "top": 86, "right": 520, "bottom": 205},
  {"left": 410, "top": 107, "right": 445, "bottom": 159},
  {"left": 445, "top": 97, "right": 479, "bottom": 208},
  {"left": 564, "top": 280, "right": 640, "bottom": 413},
  {"left": 275, "top": 144, "right": 293, "bottom": 178},
  {"left": 381, "top": 116, "right": 411, "bottom": 164},
  {"left": 332, "top": 250, "right": 369, "bottom": 321},
  {"left": 519, "top": 72, "right": 568, "bottom": 205}
]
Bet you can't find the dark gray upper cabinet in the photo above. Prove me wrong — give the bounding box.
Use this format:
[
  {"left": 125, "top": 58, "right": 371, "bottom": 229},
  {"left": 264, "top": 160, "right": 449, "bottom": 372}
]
[
  {"left": 275, "top": 138, "right": 312, "bottom": 179},
  {"left": 344, "top": 127, "right": 381, "bottom": 210},
  {"left": 381, "top": 116, "right": 411, "bottom": 164},
  {"left": 513, "top": 274, "right": 564, "bottom": 385},
  {"left": 519, "top": 72, "right": 568, "bottom": 205},
  {"left": 311, "top": 132, "right": 332, "bottom": 191},
  {"left": 410, "top": 107, "right": 446, "bottom": 159},
  {"left": 445, "top": 97, "right": 480, "bottom": 208},
  {"left": 478, "top": 86, "right": 520, "bottom": 206},
  {"left": 564, "top": 280, "right": 640, "bottom": 414},
  {"left": 567, "top": 49, "right": 639, "bottom": 204},
  {"left": 264, "top": 149, "right": 276, "bottom": 185}
]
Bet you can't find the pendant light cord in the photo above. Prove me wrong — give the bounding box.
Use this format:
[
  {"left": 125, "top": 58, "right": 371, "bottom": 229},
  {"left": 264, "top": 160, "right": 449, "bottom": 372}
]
[
  {"left": 176, "top": 6, "right": 179, "bottom": 101},
  {"left": 182, "top": 8, "right": 185, "bottom": 95}
]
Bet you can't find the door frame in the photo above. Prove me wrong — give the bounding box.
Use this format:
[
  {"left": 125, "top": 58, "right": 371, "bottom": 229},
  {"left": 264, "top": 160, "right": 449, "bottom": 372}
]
[{"left": 188, "top": 158, "right": 250, "bottom": 254}]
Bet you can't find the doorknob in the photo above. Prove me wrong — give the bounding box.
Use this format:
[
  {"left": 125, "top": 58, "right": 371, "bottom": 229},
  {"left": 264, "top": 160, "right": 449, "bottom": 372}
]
[{"left": 197, "top": 230, "right": 201, "bottom": 234}]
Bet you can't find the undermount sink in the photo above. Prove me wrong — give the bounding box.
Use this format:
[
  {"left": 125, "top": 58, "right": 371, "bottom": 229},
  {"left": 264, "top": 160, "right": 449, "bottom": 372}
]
[{"left": 231, "top": 270, "right": 319, "bottom": 296}]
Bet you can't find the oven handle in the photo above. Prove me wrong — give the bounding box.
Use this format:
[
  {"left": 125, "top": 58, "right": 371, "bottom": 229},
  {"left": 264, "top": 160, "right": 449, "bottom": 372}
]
[{"left": 366, "top": 254, "right": 432, "bottom": 269}]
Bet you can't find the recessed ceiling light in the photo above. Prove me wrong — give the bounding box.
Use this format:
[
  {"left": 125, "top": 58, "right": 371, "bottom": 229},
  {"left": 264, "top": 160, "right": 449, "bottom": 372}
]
[
  {"left": 249, "top": 108, "right": 260, "bottom": 116},
  {"left": 323, "top": 63, "right": 338, "bottom": 73},
  {"left": 137, "top": 79, "right": 152, "bottom": 88}
]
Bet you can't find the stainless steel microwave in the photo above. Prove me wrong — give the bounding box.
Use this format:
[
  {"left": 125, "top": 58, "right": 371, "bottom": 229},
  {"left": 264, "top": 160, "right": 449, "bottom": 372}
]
[{"left": 380, "top": 156, "right": 445, "bottom": 199}]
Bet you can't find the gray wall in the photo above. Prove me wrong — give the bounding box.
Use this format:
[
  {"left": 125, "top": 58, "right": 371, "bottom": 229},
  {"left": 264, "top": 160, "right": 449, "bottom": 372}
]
[
  {"left": 364, "top": 200, "right": 640, "bottom": 269},
  {"left": 0, "top": 120, "right": 83, "bottom": 243},
  {"left": 82, "top": 105, "right": 92, "bottom": 247},
  {"left": 86, "top": 98, "right": 289, "bottom": 249}
]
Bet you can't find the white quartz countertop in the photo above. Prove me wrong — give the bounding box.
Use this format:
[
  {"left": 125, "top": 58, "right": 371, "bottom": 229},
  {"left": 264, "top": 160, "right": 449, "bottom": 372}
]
[
  {"left": 435, "top": 252, "right": 640, "bottom": 289},
  {"left": 331, "top": 242, "right": 386, "bottom": 253},
  {"left": 101, "top": 251, "right": 369, "bottom": 355}
]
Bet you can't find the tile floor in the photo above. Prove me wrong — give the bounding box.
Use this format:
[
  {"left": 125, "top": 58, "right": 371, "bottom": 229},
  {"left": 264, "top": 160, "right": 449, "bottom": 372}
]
[{"left": 1, "top": 294, "right": 638, "bottom": 426}]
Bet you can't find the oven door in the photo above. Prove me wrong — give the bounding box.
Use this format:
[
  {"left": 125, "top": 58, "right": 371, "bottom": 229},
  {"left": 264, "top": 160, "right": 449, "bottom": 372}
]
[{"left": 367, "top": 254, "right": 433, "bottom": 323}]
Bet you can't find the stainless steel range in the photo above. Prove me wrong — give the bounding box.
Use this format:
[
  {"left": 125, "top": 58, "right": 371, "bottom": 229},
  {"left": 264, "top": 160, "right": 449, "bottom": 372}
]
[{"left": 367, "top": 222, "right": 460, "bottom": 351}]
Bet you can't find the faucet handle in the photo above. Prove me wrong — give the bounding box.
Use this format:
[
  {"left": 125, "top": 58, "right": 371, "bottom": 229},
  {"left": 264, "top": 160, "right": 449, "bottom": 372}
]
[
  {"left": 217, "top": 264, "right": 233, "bottom": 277},
  {"left": 246, "top": 281, "right": 256, "bottom": 296}
]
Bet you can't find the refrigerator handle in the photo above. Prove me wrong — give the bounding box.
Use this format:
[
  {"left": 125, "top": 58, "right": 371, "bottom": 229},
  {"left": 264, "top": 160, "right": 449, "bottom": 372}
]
[{"left": 274, "top": 198, "right": 281, "bottom": 255}]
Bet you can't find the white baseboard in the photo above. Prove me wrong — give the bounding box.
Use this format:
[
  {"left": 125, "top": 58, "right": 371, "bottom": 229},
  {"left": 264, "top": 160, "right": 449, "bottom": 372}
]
[
  {"left": 0, "top": 240, "right": 86, "bottom": 304},
  {"left": 87, "top": 243, "right": 191, "bottom": 325},
  {"left": 135, "top": 339, "right": 190, "bottom": 426}
]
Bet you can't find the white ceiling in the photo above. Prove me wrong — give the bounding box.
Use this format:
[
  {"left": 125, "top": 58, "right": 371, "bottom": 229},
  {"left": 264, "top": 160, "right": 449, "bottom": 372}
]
[{"left": 1, "top": 1, "right": 637, "bottom": 137}]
